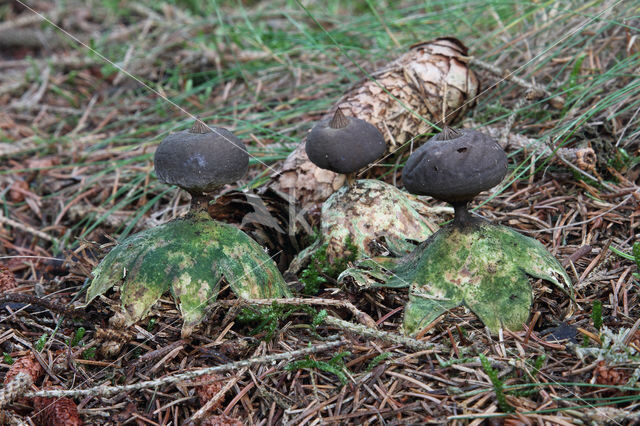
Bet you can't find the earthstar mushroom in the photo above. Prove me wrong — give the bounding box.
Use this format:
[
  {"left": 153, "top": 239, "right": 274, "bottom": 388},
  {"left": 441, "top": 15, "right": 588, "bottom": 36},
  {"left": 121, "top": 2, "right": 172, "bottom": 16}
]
[
  {"left": 341, "top": 126, "right": 573, "bottom": 335},
  {"left": 86, "top": 120, "right": 290, "bottom": 338}
]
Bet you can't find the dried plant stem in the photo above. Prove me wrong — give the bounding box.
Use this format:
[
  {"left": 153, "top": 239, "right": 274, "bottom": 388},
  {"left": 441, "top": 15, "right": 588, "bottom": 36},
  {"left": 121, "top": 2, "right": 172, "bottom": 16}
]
[
  {"left": 24, "top": 338, "right": 345, "bottom": 399},
  {"left": 0, "top": 28, "right": 63, "bottom": 48},
  {"left": 624, "top": 317, "right": 640, "bottom": 346},
  {"left": 553, "top": 148, "right": 614, "bottom": 191},
  {"left": 478, "top": 125, "right": 597, "bottom": 172},
  {"left": 0, "top": 411, "right": 28, "bottom": 426},
  {"left": 0, "top": 293, "right": 91, "bottom": 319},
  {"left": 0, "top": 10, "right": 60, "bottom": 32},
  {"left": 500, "top": 98, "right": 527, "bottom": 146},
  {"left": 0, "top": 213, "right": 60, "bottom": 245},
  {"left": 284, "top": 239, "right": 322, "bottom": 276},
  {"left": 217, "top": 297, "right": 377, "bottom": 328},
  {"left": 324, "top": 316, "right": 444, "bottom": 352},
  {"left": 0, "top": 81, "right": 25, "bottom": 97},
  {"left": 0, "top": 55, "right": 97, "bottom": 71},
  {"left": 469, "top": 57, "right": 564, "bottom": 107}
]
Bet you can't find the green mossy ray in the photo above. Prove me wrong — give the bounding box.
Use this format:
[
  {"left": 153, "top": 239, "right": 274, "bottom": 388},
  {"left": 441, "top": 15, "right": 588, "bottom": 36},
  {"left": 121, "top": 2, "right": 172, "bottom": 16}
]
[
  {"left": 87, "top": 212, "right": 290, "bottom": 335},
  {"left": 377, "top": 221, "right": 572, "bottom": 335},
  {"left": 218, "top": 230, "right": 292, "bottom": 299}
]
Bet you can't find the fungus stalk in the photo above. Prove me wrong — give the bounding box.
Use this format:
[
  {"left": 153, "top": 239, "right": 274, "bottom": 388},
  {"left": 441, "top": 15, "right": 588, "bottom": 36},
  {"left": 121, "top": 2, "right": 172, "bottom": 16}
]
[
  {"left": 452, "top": 202, "right": 474, "bottom": 227},
  {"left": 346, "top": 172, "right": 357, "bottom": 187},
  {"left": 185, "top": 120, "right": 213, "bottom": 214},
  {"left": 303, "top": 108, "right": 390, "bottom": 261},
  {"left": 190, "top": 192, "right": 209, "bottom": 213},
  {"left": 154, "top": 118, "right": 249, "bottom": 209}
]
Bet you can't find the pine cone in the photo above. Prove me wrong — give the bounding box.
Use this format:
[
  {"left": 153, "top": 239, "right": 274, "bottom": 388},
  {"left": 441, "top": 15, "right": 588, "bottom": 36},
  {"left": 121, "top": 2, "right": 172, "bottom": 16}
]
[
  {"left": 191, "top": 374, "right": 224, "bottom": 410},
  {"left": 274, "top": 37, "right": 479, "bottom": 211},
  {"left": 630, "top": 330, "right": 640, "bottom": 350},
  {"left": 0, "top": 372, "right": 32, "bottom": 409},
  {"left": 95, "top": 326, "right": 132, "bottom": 358},
  {"left": 594, "top": 360, "right": 630, "bottom": 386},
  {"left": 335, "top": 38, "right": 478, "bottom": 146},
  {"left": 9, "top": 180, "right": 29, "bottom": 203},
  {"left": 33, "top": 391, "right": 81, "bottom": 426},
  {"left": 200, "top": 414, "right": 243, "bottom": 426},
  {"left": 4, "top": 353, "right": 44, "bottom": 385},
  {"left": 0, "top": 265, "right": 18, "bottom": 292}
]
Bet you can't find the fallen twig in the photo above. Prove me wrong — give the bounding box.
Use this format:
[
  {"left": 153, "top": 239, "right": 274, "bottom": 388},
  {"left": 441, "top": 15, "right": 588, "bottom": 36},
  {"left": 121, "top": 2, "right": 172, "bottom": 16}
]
[
  {"left": 325, "top": 316, "right": 443, "bottom": 352},
  {"left": 216, "top": 297, "right": 378, "bottom": 328},
  {"left": 478, "top": 125, "right": 597, "bottom": 172},
  {"left": 469, "top": 57, "right": 565, "bottom": 108},
  {"left": 0, "top": 10, "right": 60, "bottom": 33},
  {"left": 0, "top": 212, "right": 60, "bottom": 245},
  {"left": 186, "top": 345, "right": 264, "bottom": 424},
  {"left": 24, "top": 338, "right": 346, "bottom": 398},
  {"left": 0, "top": 293, "right": 92, "bottom": 320},
  {"left": 0, "top": 28, "right": 63, "bottom": 49}
]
